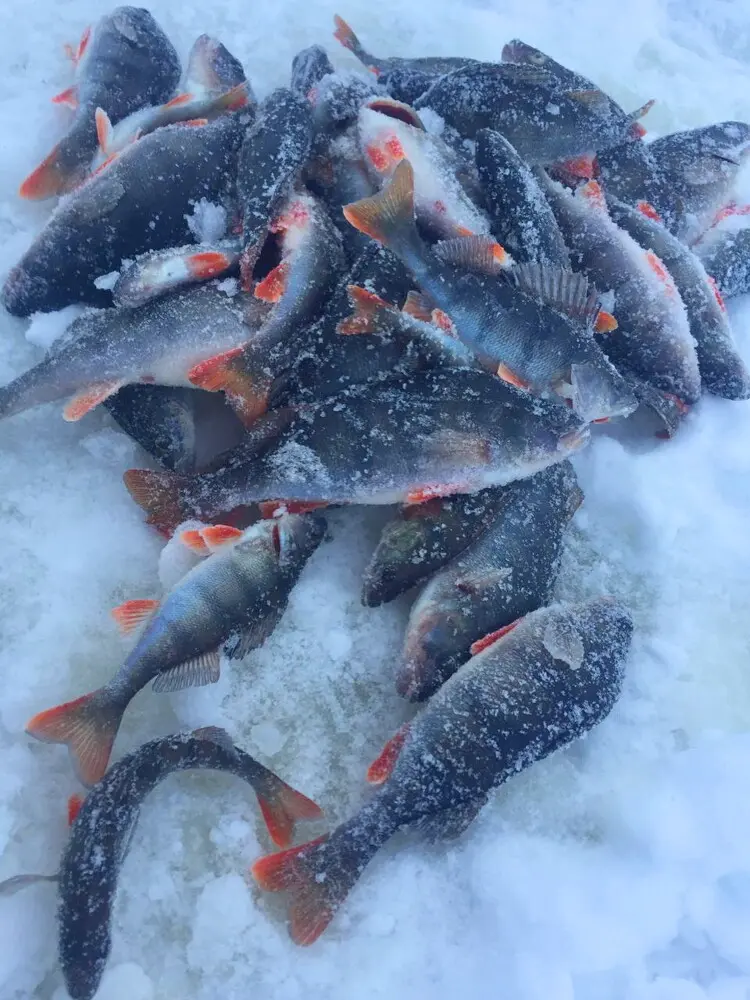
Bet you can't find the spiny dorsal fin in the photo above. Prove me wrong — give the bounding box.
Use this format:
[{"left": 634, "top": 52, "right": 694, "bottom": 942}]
[{"left": 506, "top": 263, "right": 602, "bottom": 327}]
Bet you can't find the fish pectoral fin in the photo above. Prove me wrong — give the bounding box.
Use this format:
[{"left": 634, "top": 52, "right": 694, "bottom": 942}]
[
  {"left": 254, "top": 260, "right": 290, "bottom": 302},
  {"left": 542, "top": 615, "right": 585, "bottom": 669},
  {"left": 402, "top": 289, "right": 434, "bottom": 322},
  {"left": 224, "top": 609, "right": 285, "bottom": 661},
  {"left": 111, "top": 598, "right": 160, "bottom": 635},
  {"left": 366, "top": 722, "right": 411, "bottom": 784},
  {"left": 152, "top": 650, "right": 221, "bottom": 693},
  {"left": 425, "top": 428, "right": 492, "bottom": 465},
  {"left": 179, "top": 529, "right": 212, "bottom": 556},
  {"left": 564, "top": 88, "right": 609, "bottom": 107},
  {"left": 432, "top": 234, "right": 511, "bottom": 274},
  {"left": 63, "top": 380, "right": 126, "bottom": 421},
  {"left": 51, "top": 85, "right": 78, "bottom": 109},
  {"left": 0, "top": 873, "right": 58, "bottom": 896},
  {"left": 455, "top": 566, "right": 512, "bottom": 597},
  {"left": 199, "top": 524, "right": 244, "bottom": 552},
  {"left": 496, "top": 363, "right": 530, "bottom": 390},
  {"left": 164, "top": 92, "right": 194, "bottom": 108},
  {"left": 67, "top": 793, "right": 84, "bottom": 825},
  {"left": 94, "top": 107, "right": 114, "bottom": 156},
  {"left": 469, "top": 618, "right": 521, "bottom": 654}
]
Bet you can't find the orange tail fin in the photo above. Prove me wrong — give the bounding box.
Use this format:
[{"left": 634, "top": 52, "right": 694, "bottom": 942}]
[
  {"left": 123, "top": 468, "right": 190, "bottom": 536},
  {"left": 256, "top": 778, "right": 324, "bottom": 848},
  {"left": 19, "top": 145, "right": 69, "bottom": 200}
]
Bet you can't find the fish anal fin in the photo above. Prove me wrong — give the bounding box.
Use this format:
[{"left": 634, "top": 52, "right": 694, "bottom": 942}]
[
  {"left": 63, "top": 380, "right": 125, "bottom": 421},
  {"left": 51, "top": 86, "right": 78, "bottom": 109}
]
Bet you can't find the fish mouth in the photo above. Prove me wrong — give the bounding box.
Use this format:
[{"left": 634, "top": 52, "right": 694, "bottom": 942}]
[{"left": 559, "top": 426, "right": 591, "bottom": 453}]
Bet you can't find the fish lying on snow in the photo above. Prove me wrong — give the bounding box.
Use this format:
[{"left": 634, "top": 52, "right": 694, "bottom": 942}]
[
  {"left": 252, "top": 598, "right": 633, "bottom": 944},
  {"left": 0, "top": 283, "right": 270, "bottom": 423},
  {"left": 343, "top": 160, "right": 636, "bottom": 423},
  {"left": 26, "top": 514, "right": 325, "bottom": 785},
  {"left": 123, "top": 367, "right": 589, "bottom": 532},
  {"left": 4, "top": 114, "right": 245, "bottom": 316},
  {"left": 19, "top": 6, "right": 181, "bottom": 200},
  {"left": 398, "top": 461, "right": 583, "bottom": 700},
  {"left": 1, "top": 728, "right": 322, "bottom": 1000}
]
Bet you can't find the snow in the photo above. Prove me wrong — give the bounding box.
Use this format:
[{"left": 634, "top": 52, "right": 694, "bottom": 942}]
[{"left": 0, "top": 1, "right": 750, "bottom": 1000}]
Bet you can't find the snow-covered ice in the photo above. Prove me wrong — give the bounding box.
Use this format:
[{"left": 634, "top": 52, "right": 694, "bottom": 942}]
[{"left": 1, "top": 0, "right": 750, "bottom": 998}]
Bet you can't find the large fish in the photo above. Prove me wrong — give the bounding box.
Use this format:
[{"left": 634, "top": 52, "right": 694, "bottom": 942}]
[
  {"left": 26, "top": 515, "right": 325, "bottom": 786},
  {"left": 3, "top": 114, "right": 245, "bottom": 316},
  {"left": 398, "top": 461, "right": 582, "bottom": 700},
  {"left": 0, "top": 283, "right": 270, "bottom": 424},
  {"left": 1, "top": 728, "right": 322, "bottom": 1000},
  {"left": 343, "top": 160, "right": 636, "bottom": 423},
  {"left": 237, "top": 88, "right": 314, "bottom": 274},
  {"left": 188, "top": 193, "right": 346, "bottom": 424},
  {"left": 606, "top": 197, "right": 750, "bottom": 399},
  {"left": 362, "top": 487, "right": 507, "bottom": 607},
  {"left": 252, "top": 597, "right": 633, "bottom": 945},
  {"left": 103, "top": 384, "right": 247, "bottom": 474},
  {"left": 123, "top": 367, "right": 588, "bottom": 533},
  {"left": 538, "top": 173, "right": 702, "bottom": 406},
  {"left": 694, "top": 207, "right": 750, "bottom": 300},
  {"left": 19, "top": 7, "right": 181, "bottom": 200},
  {"left": 414, "top": 63, "right": 637, "bottom": 165},
  {"left": 357, "top": 100, "right": 490, "bottom": 239},
  {"left": 646, "top": 122, "right": 750, "bottom": 242},
  {"left": 474, "top": 128, "right": 570, "bottom": 266}
]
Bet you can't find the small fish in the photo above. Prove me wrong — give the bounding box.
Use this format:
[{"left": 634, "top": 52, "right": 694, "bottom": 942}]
[
  {"left": 693, "top": 205, "right": 750, "bottom": 300},
  {"left": 3, "top": 115, "right": 245, "bottom": 317},
  {"left": 19, "top": 7, "right": 181, "bottom": 199},
  {"left": 112, "top": 239, "right": 242, "bottom": 308},
  {"left": 398, "top": 461, "right": 582, "bottom": 700},
  {"left": 646, "top": 122, "right": 750, "bottom": 242},
  {"left": 26, "top": 515, "right": 325, "bottom": 786},
  {"left": 607, "top": 197, "right": 750, "bottom": 400},
  {"left": 538, "top": 173, "right": 702, "bottom": 406},
  {"left": 188, "top": 193, "right": 346, "bottom": 425},
  {"left": 414, "top": 63, "right": 637, "bottom": 165},
  {"left": 343, "top": 160, "right": 636, "bottom": 422},
  {"left": 103, "top": 384, "right": 247, "bottom": 474},
  {"left": 333, "top": 14, "right": 480, "bottom": 79},
  {"left": 237, "top": 88, "right": 315, "bottom": 272},
  {"left": 358, "top": 99, "right": 491, "bottom": 238},
  {"left": 90, "top": 81, "right": 251, "bottom": 171},
  {"left": 475, "top": 128, "right": 570, "bottom": 267},
  {"left": 291, "top": 44, "right": 335, "bottom": 96},
  {"left": 362, "top": 487, "right": 507, "bottom": 607},
  {"left": 2, "top": 727, "right": 322, "bottom": 1000},
  {"left": 0, "top": 283, "right": 270, "bottom": 423},
  {"left": 251, "top": 598, "right": 633, "bottom": 945},
  {"left": 123, "top": 367, "right": 588, "bottom": 533}
]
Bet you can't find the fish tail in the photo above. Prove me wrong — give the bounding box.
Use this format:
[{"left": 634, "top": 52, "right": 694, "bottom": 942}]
[
  {"left": 252, "top": 768, "right": 325, "bottom": 848},
  {"left": 337, "top": 285, "right": 395, "bottom": 335},
  {"left": 123, "top": 468, "right": 192, "bottom": 536},
  {"left": 251, "top": 805, "right": 394, "bottom": 944},
  {"left": 25, "top": 687, "right": 126, "bottom": 787},
  {"left": 188, "top": 348, "right": 270, "bottom": 427},
  {"left": 18, "top": 144, "right": 70, "bottom": 200},
  {"left": 332, "top": 15, "right": 378, "bottom": 72},
  {"left": 343, "top": 160, "right": 421, "bottom": 257}
]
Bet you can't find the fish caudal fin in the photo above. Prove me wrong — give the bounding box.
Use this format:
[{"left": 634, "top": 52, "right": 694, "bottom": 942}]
[
  {"left": 338, "top": 285, "right": 394, "bottom": 335},
  {"left": 343, "top": 160, "right": 419, "bottom": 255},
  {"left": 19, "top": 145, "right": 68, "bottom": 200},
  {"left": 25, "top": 688, "right": 125, "bottom": 787},
  {"left": 332, "top": 15, "right": 377, "bottom": 72},
  {"left": 255, "top": 773, "right": 324, "bottom": 848},
  {"left": 188, "top": 348, "right": 268, "bottom": 427},
  {"left": 123, "top": 468, "right": 190, "bottom": 536}
]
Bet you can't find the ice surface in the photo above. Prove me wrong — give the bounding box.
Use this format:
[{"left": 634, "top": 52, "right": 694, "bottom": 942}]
[{"left": 1, "top": 1, "right": 750, "bottom": 999}]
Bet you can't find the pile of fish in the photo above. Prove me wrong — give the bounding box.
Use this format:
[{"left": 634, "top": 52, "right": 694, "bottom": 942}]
[{"left": 1, "top": 7, "right": 749, "bottom": 998}]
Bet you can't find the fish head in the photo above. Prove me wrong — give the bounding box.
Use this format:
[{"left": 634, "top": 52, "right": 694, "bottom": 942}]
[
  {"left": 362, "top": 517, "right": 428, "bottom": 606},
  {"left": 501, "top": 39, "right": 551, "bottom": 69},
  {"left": 398, "top": 605, "right": 465, "bottom": 701},
  {"left": 185, "top": 34, "right": 247, "bottom": 97},
  {"left": 543, "top": 598, "right": 633, "bottom": 672}
]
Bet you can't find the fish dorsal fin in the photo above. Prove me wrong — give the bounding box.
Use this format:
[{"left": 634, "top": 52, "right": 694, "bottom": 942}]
[
  {"left": 152, "top": 650, "right": 221, "bottom": 693},
  {"left": 402, "top": 289, "right": 433, "bottom": 321},
  {"left": 506, "top": 263, "right": 601, "bottom": 326},
  {"left": 542, "top": 614, "right": 584, "bottom": 669},
  {"left": 193, "top": 725, "right": 235, "bottom": 753},
  {"left": 565, "top": 88, "right": 608, "bottom": 107},
  {"left": 433, "top": 235, "right": 511, "bottom": 274}
]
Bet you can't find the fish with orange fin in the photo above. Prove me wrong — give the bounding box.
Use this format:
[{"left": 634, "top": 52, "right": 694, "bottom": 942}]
[
  {"left": 694, "top": 205, "right": 750, "bottom": 301},
  {"left": 606, "top": 196, "right": 750, "bottom": 400},
  {"left": 188, "top": 192, "right": 345, "bottom": 423},
  {"left": 124, "top": 367, "right": 587, "bottom": 534},
  {"left": 398, "top": 461, "right": 582, "bottom": 700},
  {"left": 26, "top": 515, "right": 325, "bottom": 787},
  {"left": 251, "top": 597, "right": 632, "bottom": 946},
  {"left": 537, "top": 171, "right": 702, "bottom": 407},
  {"left": 237, "top": 88, "right": 315, "bottom": 274},
  {"left": 19, "top": 7, "right": 180, "bottom": 200},
  {"left": 2, "top": 728, "right": 322, "bottom": 1000},
  {"left": 362, "top": 486, "right": 507, "bottom": 607},
  {"left": 358, "top": 98, "right": 491, "bottom": 239},
  {"left": 0, "top": 283, "right": 270, "bottom": 425},
  {"left": 112, "top": 238, "right": 243, "bottom": 308},
  {"left": 342, "top": 160, "right": 636, "bottom": 422},
  {"left": 4, "top": 114, "right": 245, "bottom": 317}
]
